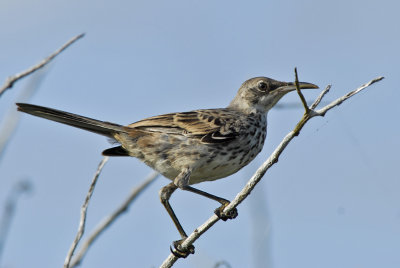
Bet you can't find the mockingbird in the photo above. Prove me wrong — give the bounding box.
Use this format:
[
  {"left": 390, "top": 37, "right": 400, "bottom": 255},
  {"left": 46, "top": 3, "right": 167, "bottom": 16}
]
[{"left": 17, "top": 76, "right": 318, "bottom": 257}]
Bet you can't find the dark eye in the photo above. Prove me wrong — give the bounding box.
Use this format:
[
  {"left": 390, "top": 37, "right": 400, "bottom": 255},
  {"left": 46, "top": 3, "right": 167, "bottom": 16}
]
[{"left": 257, "top": 81, "right": 268, "bottom": 91}]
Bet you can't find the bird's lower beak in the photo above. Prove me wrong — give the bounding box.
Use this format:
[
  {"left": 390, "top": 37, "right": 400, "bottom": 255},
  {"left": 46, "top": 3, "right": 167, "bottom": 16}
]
[{"left": 277, "top": 82, "right": 319, "bottom": 93}]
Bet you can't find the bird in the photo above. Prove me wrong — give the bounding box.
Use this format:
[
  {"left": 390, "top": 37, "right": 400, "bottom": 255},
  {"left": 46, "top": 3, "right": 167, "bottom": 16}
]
[{"left": 16, "top": 76, "right": 318, "bottom": 257}]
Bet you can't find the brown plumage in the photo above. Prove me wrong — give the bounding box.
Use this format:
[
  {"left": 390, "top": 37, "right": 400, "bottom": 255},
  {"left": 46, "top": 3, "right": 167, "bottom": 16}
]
[{"left": 16, "top": 76, "right": 318, "bottom": 257}]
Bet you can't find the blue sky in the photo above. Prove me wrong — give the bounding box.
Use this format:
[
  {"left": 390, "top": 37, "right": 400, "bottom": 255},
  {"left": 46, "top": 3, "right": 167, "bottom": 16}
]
[{"left": 1, "top": 0, "right": 399, "bottom": 267}]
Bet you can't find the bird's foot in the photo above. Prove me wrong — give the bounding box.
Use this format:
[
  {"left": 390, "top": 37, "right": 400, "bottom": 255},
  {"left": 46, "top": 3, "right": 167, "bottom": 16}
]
[
  {"left": 170, "top": 239, "right": 195, "bottom": 258},
  {"left": 214, "top": 203, "right": 238, "bottom": 221}
]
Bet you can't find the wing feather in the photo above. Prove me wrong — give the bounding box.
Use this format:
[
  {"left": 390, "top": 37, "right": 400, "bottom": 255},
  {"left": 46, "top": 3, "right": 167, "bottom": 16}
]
[{"left": 125, "top": 109, "right": 240, "bottom": 143}]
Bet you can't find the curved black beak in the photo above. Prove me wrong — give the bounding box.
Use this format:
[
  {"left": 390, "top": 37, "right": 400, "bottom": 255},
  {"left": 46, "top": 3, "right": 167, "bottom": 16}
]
[{"left": 277, "top": 81, "right": 319, "bottom": 94}]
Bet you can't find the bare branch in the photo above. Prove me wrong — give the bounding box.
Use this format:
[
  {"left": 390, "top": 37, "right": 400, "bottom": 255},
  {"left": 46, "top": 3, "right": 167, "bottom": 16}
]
[
  {"left": 70, "top": 171, "right": 159, "bottom": 268},
  {"left": 0, "top": 33, "right": 85, "bottom": 97},
  {"left": 64, "top": 156, "right": 108, "bottom": 268},
  {"left": 159, "top": 75, "right": 384, "bottom": 268}
]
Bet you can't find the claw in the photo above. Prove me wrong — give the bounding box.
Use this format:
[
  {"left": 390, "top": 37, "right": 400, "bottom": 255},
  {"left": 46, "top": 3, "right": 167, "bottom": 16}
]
[
  {"left": 170, "top": 239, "right": 195, "bottom": 258},
  {"left": 214, "top": 204, "right": 238, "bottom": 221}
]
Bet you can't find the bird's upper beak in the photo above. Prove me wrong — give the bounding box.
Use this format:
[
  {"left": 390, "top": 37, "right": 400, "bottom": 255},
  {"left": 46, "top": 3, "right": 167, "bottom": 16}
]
[{"left": 276, "top": 81, "right": 319, "bottom": 94}]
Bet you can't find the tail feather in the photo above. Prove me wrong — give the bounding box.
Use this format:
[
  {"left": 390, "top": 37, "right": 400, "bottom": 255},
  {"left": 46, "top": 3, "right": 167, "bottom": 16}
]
[
  {"left": 102, "top": 146, "right": 130, "bottom": 156},
  {"left": 16, "top": 103, "right": 125, "bottom": 138}
]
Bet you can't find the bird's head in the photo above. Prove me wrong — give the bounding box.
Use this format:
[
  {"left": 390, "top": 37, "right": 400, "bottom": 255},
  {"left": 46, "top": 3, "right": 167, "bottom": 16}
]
[{"left": 228, "top": 77, "right": 318, "bottom": 114}]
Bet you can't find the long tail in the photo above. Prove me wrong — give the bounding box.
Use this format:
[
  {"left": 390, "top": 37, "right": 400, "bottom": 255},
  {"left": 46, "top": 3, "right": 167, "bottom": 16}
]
[{"left": 16, "top": 103, "right": 125, "bottom": 138}]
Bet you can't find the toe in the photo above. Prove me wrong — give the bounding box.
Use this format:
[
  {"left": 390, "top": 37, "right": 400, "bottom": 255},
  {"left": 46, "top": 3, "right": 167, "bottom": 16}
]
[
  {"left": 214, "top": 206, "right": 238, "bottom": 221},
  {"left": 170, "top": 239, "right": 195, "bottom": 258}
]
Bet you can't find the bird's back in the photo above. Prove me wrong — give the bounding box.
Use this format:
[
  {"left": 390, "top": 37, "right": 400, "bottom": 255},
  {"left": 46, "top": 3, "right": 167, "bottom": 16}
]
[{"left": 113, "top": 109, "right": 267, "bottom": 184}]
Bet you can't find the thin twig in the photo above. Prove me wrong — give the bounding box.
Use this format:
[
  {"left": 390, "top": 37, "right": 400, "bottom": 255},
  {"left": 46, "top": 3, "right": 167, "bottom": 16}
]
[
  {"left": 294, "top": 67, "right": 310, "bottom": 113},
  {"left": 63, "top": 156, "right": 108, "bottom": 268},
  {"left": 310, "top": 85, "right": 331, "bottom": 110},
  {"left": 0, "top": 33, "right": 85, "bottom": 97},
  {"left": 70, "top": 171, "right": 159, "bottom": 268},
  {"left": 159, "top": 75, "right": 384, "bottom": 268}
]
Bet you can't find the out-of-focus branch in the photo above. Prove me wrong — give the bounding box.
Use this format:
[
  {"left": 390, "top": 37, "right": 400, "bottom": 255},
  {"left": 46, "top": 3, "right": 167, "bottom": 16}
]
[
  {"left": 70, "top": 171, "right": 159, "bottom": 268},
  {"left": 0, "top": 71, "right": 47, "bottom": 162},
  {"left": 213, "top": 260, "right": 232, "bottom": 268},
  {"left": 0, "top": 179, "right": 32, "bottom": 264},
  {"left": 0, "top": 33, "right": 84, "bottom": 97},
  {"left": 64, "top": 156, "right": 108, "bottom": 268},
  {"left": 159, "top": 75, "right": 384, "bottom": 268},
  {"left": 274, "top": 100, "right": 329, "bottom": 110}
]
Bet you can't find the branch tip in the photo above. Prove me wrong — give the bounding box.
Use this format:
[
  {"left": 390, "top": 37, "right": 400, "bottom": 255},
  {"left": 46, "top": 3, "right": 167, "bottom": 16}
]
[{"left": 293, "top": 68, "right": 310, "bottom": 113}]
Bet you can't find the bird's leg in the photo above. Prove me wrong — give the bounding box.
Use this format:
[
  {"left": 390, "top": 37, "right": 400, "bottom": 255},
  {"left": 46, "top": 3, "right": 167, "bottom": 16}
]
[
  {"left": 159, "top": 180, "right": 195, "bottom": 258},
  {"left": 180, "top": 186, "right": 238, "bottom": 221},
  {"left": 174, "top": 168, "right": 238, "bottom": 221},
  {"left": 160, "top": 168, "right": 238, "bottom": 258}
]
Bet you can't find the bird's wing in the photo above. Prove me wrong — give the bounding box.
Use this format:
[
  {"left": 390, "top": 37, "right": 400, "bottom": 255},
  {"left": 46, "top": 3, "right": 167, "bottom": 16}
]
[{"left": 125, "top": 109, "right": 240, "bottom": 143}]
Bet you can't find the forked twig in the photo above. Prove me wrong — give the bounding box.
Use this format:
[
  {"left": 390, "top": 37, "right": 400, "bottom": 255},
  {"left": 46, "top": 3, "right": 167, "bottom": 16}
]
[{"left": 160, "top": 74, "right": 384, "bottom": 268}]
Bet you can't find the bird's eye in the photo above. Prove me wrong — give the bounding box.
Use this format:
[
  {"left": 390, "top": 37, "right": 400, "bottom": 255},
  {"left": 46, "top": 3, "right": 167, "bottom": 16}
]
[{"left": 257, "top": 81, "right": 268, "bottom": 91}]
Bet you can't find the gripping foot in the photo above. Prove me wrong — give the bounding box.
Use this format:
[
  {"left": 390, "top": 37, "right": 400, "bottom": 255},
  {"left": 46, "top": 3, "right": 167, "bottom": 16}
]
[
  {"left": 214, "top": 203, "right": 238, "bottom": 221},
  {"left": 170, "top": 239, "right": 195, "bottom": 258}
]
